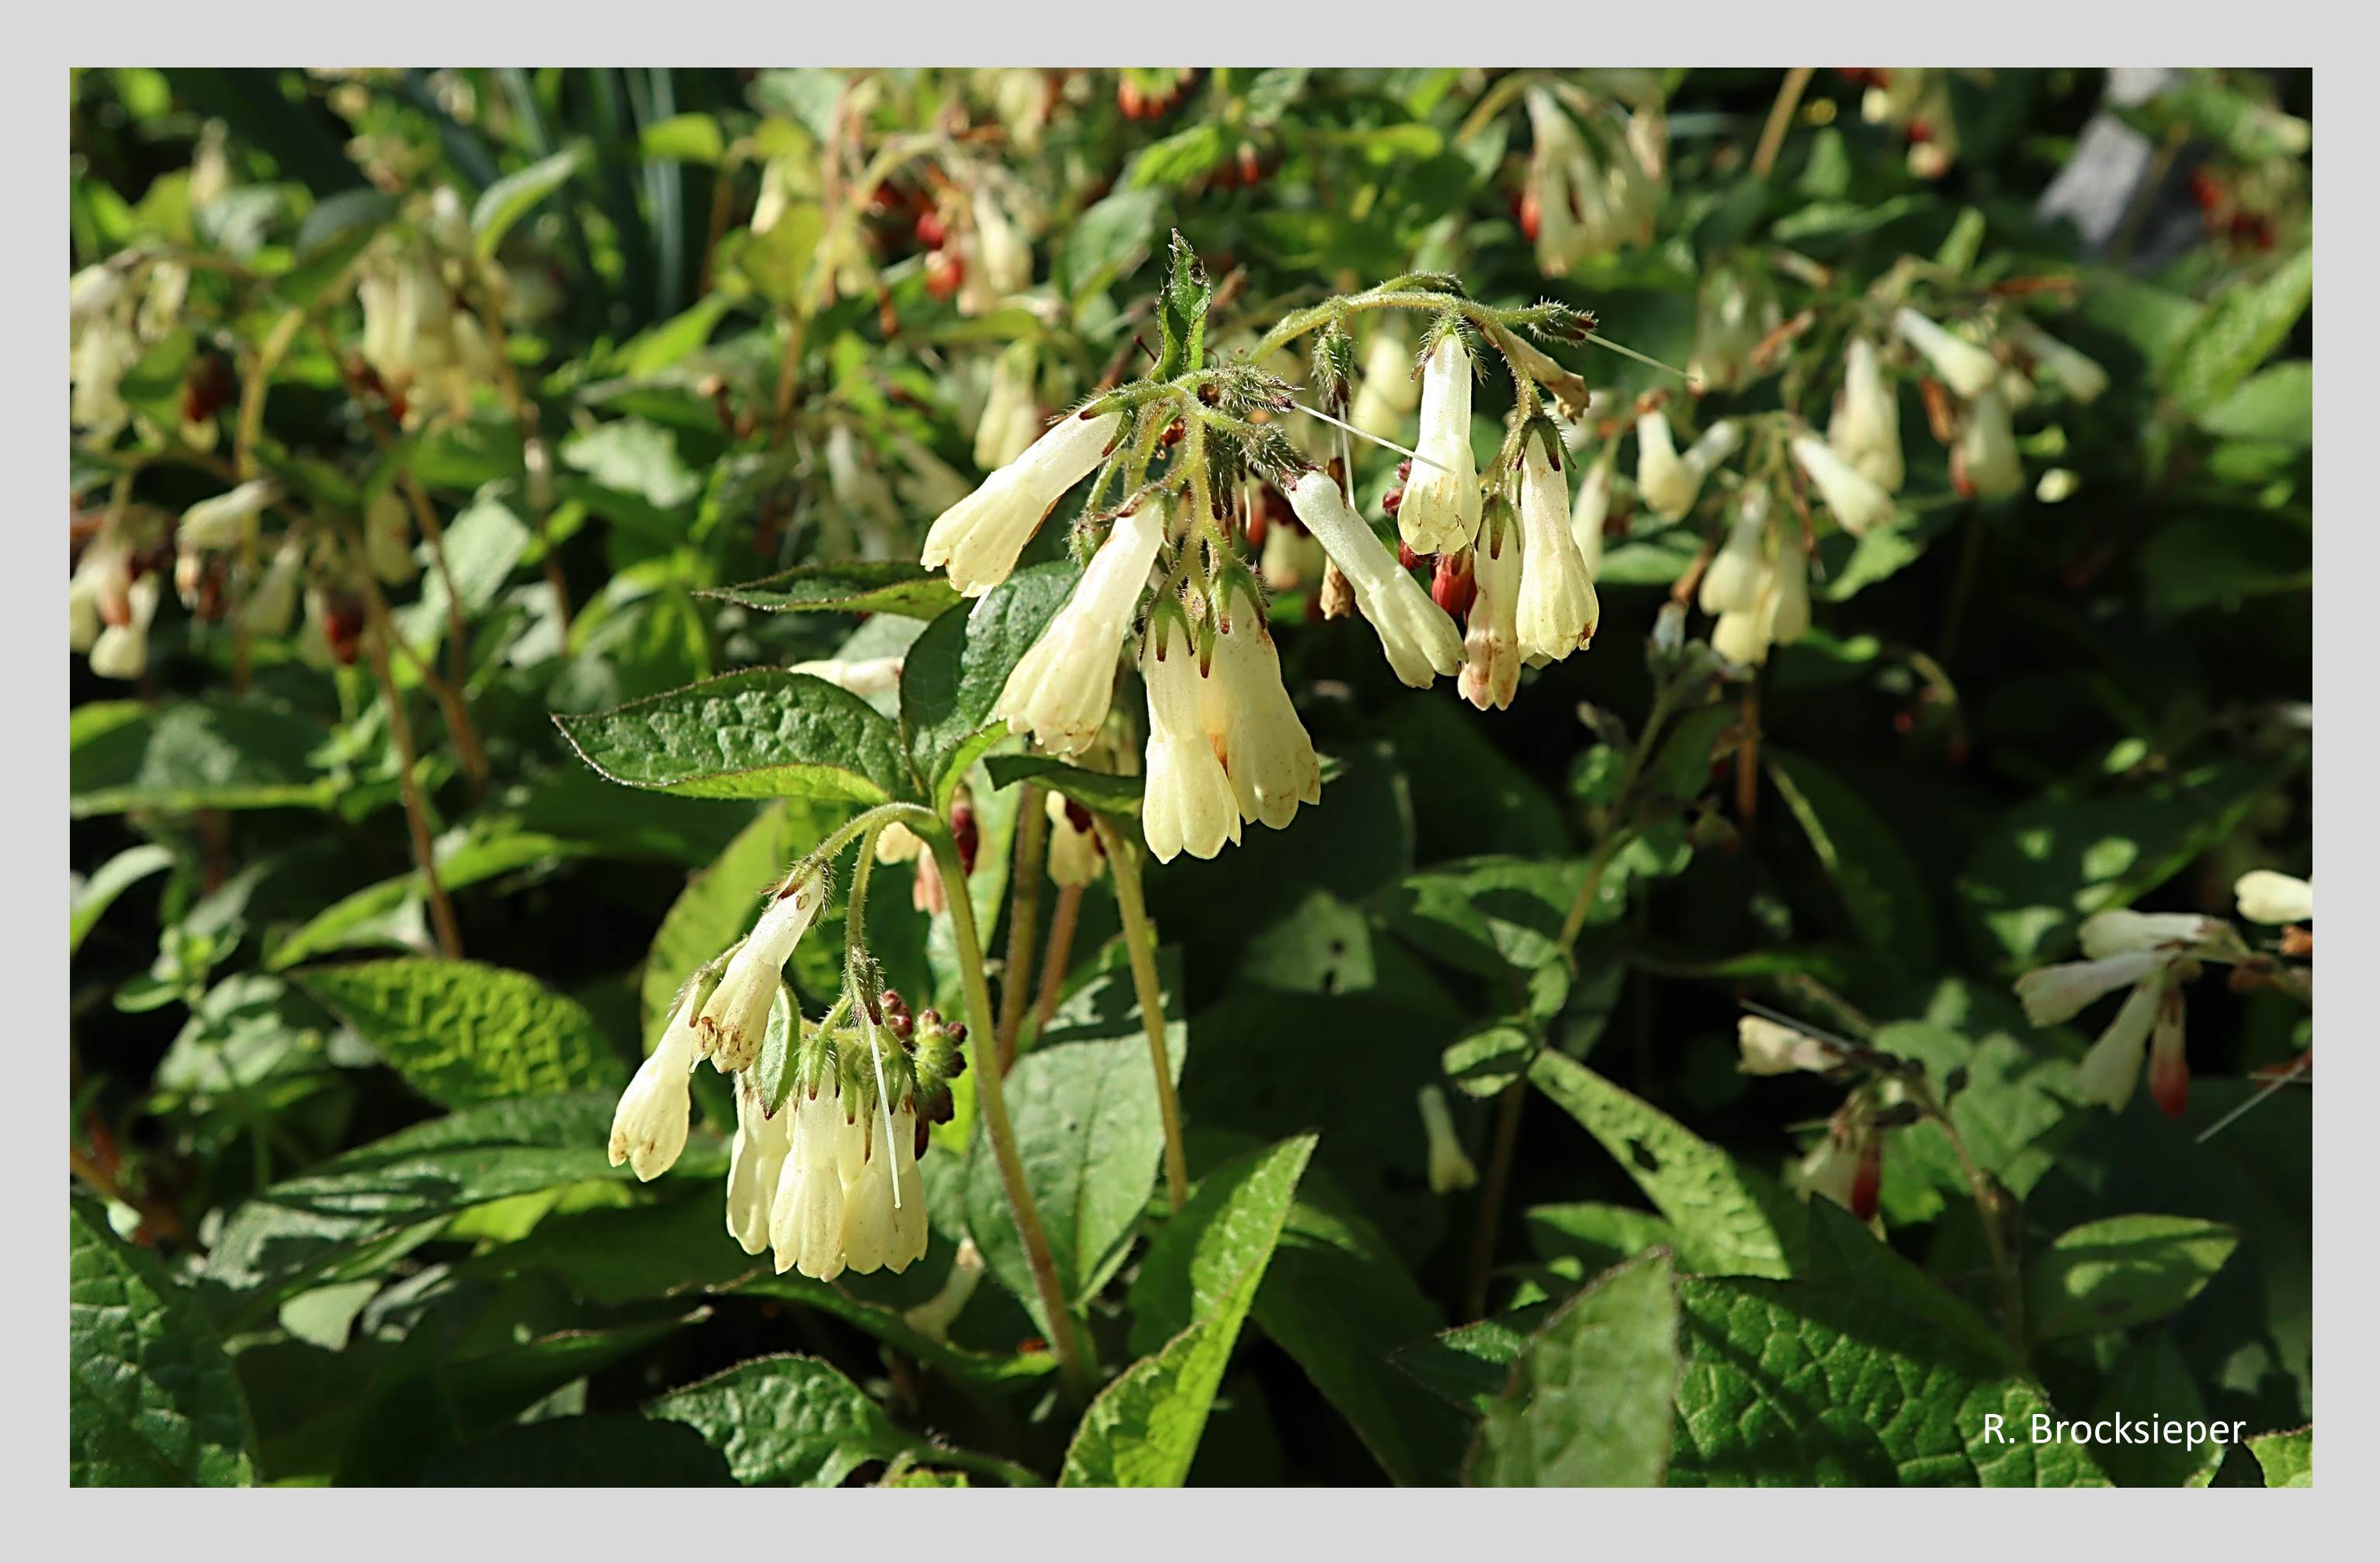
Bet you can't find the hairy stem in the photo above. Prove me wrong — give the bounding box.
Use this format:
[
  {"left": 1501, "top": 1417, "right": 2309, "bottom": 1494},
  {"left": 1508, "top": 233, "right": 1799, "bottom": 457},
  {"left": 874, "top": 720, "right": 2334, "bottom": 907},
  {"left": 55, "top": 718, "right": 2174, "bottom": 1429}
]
[{"left": 1093, "top": 816, "right": 1188, "bottom": 1213}]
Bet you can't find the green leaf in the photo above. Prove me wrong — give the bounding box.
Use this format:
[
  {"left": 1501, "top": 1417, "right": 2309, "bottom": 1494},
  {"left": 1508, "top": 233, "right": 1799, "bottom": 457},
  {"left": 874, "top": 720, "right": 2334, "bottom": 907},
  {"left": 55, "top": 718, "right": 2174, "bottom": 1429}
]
[
  {"left": 1374, "top": 855, "right": 1586, "bottom": 980},
  {"left": 1525, "top": 1202, "right": 1678, "bottom": 1274},
  {"left": 898, "top": 560, "right": 1079, "bottom": 811},
  {"left": 559, "top": 416, "right": 702, "bottom": 510},
  {"left": 71, "top": 698, "right": 335, "bottom": 818},
  {"left": 1766, "top": 747, "right": 1938, "bottom": 976},
  {"left": 639, "top": 112, "right": 726, "bottom": 165},
  {"left": 421, "top": 1414, "right": 734, "bottom": 1485},
  {"left": 265, "top": 824, "right": 592, "bottom": 971},
  {"left": 1392, "top": 1316, "right": 1535, "bottom": 1416},
  {"left": 647, "top": 1354, "right": 911, "bottom": 1486},
  {"left": 2159, "top": 247, "right": 2312, "bottom": 415},
  {"left": 71, "top": 1202, "right": 258, "bottom": 1486},
  {"left": 701, "top": 560, "right": 962, "bottom": 620},
  {"left": 1646, "top": 701, "right": 1735, "bottom": 799},
  {"left": 2195, "top": 360, "right": 2312, "bottom": 445},
  {"left": 296, "top": 958, "right": 624, "bottom": 1108},
  {"left": 1442, "top": 1021, "right": 1539, "bottom": 1098},
  {"left": 983, "top": 754, "right": 1144, "bottom": 816},
  {"left": 1063, "top": 1137, "right": 1316, "bottom": 1486},
  {"left": 1671, "top": 1275, "right": 2107, "bottom": 1485},
  {"left": 730, "top": 1272, "right": 1058, "bottom": 1387},
  {"left": 2085, "top": 1333, "right": 2226, "bottom": 1487},
  {"left": 2248, "top": 1426, "right": 2311, "bottom": 1488},
  {"left": 1467, "top": 1248, "right": 1681, "bottom": 1487},
  {"left": 71, "top": 842, "right": 175, "bottom": 955},
  {"left": 471, "top": 145, "right": 585, "bottom": 258},
  {"left": 1528, "top": 1052, "right": 1802, "bottom": 1279},
  {"left": 1150, "top": 228, "right": 1213, "bottom": 381},
  {"left": 274, "top": 188, "right": 390, "bottom": 306},
  {"left": 961, "top": 966, "right": 1183, "bottom": 1332},
  {"left": 555, "top": 669, "right": 916, "bottom": 804},
  {"left": 1061, "top": 185, "right": 1164, "bottom": 301},
  {"left": 2025, "top": 1215, "right": 2238, "bottom": 1341}
]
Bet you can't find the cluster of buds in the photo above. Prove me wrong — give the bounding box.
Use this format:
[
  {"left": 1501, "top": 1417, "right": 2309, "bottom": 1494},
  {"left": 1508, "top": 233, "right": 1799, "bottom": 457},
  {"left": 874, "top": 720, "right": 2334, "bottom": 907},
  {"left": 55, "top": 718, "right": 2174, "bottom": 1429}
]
[
  {"left": 1116, "top": 68, "right": 1195, "bottom": 122},
  {"left": 1695, "top": 487, "right": 1810, "bottom": 670},
  {"left": 69, "top": 511, "right": 165, "bottom": 681},
  {"left": 1892, "top": 304, "right": 2107, "bottom": 502},
  {"left": 606, "top": 867, "right": 967, "bottom": 1281},
  {"left": 2013, "top": 870, "right": 2312, "bottom": 1118},
  {"left": 918, "top": 177, "right": 1036, "bottom": 316},
  {"left": 71, "top": 248, "right": 219, "bottom": 449},
  {"left": 1518, "top": 85, "right": 1666, "bottom": 276},
  {"left": 352, "top": 191, "right": 501, "bottom": 428}
]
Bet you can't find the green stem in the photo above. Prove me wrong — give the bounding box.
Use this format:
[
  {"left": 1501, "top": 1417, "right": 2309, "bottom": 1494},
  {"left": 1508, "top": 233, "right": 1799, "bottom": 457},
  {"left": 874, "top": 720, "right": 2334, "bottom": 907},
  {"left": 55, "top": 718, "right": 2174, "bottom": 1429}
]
[
  {"left": 910, "top": 1439, "right": 1050, "bottom": 1488},
  {"left": 1093, "top": 816, "right": 1188, "bottom": 1213},
  {"left": 994, "top": 786, "right": 1049, "bottom": 1073},
  {"left": 926, "top": 828, "right": 1094, "bottom": 1401}
]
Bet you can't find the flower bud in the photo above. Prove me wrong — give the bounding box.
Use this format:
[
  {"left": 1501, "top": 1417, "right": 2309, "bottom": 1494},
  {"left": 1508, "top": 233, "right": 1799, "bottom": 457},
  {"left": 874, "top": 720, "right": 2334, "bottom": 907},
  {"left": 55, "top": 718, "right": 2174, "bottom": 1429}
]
[
  {"left": 179, "top": 480, "right": 278, "bottom": 551},
  {"left": 1791, "top": 435, "right": 1896, "bottom": 537},
  {"left": 994, "top": 505, "right": 1163, "bottom": 756},
  {"left": 695, "top": 872, "right": 827, "bottom": 1071},
  {"left": 1737, "top": 1016, "right": 1837, "bottom": 1076},
  {"left": 1568, "top": 443, "right": 1615, "bottom": 578},
  {"left": 2007, "top": 318, "right": 2108, "bottom": 404},
  {"left": 609, "top": 986, "right": 705, "bottom": 1180},
  {"left": 1698, "top": 489, "right": 1771, "bottom": 616},
  {"left": 1398, "top": 335, "right": 1482, "bottom": 554},
  {"left": 1417, "top": 1086, "right": 1478, "bottom": 1193},
  {"left": 2235, "top": 870, "right": 2312, "bottom": 925},
  {"left": 1893, "top": 307, "right": 2000, "bottom": 399},
  {"left": 1828, "top": 336, "right": 1904, "bottom": 493},
  {"left": 1953, "top": 390, "right": 2023, "bottom": 501}
]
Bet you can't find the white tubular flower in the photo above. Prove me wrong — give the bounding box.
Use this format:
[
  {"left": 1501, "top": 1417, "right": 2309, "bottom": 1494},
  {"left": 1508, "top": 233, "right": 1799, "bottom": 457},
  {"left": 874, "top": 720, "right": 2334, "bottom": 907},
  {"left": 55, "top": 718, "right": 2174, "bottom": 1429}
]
[
  {"left": 1791, "top": 435, "right": 1896, "bottom": 537},
  {"left": 1203, "top": 600, "right": 1322, "bottom": 830},
  {"left": 695, "top": 872, "right": 826, "bottom": 1070},
  {"left": 1569, "top": 444, "right": 1614, "bottom": 578},
  {"left": 608, "top": 989, "right": 704, "bottom": 1180},
  {"left": 1829, "top": 336, "right": 1905, "bottom": 493},
  {"left": 1417, "top": 1086, "right": 1478, "bottom": 1194},
  {"left": 2014, "top": 949, "right": 2163, "bottom": 1026},
  {"left": 1514, "top": 440, "right": 1598, "bottom": 664},
  {"left": 2073, "top": 973, "right": 2165, "bottom": 1111},
  {"left": 364, "top": 491, "right": 417, "bottom": 584},
  {"left": 1955, "top": 390, "right": 2023, "bottom": 501},
  {"left": 70, "top": 316, "right": 139, "bottom": 440},
  {"left": 1524, "top": 88, "right": 1598, "bottom": 274},
  {"left": 1349, "top": 321, "right": 1420, "bottom": 442},
  {"left": 1046, "top": 789, "right": 1105, "bottom": 887},
  {"left": 1689, "top": 270, "right": 1760, "bottom": 393},
  {"left": 1285, "top": 470, "right": 1462, "bottom": 687},
  {"left": 70, "top": 535, "right": 134, "bottom": 653},
  {"left": 69, "top": 264, "right": 125, "bottom": 341},
  {"left": 994, "top": 505, "right": 1162, "bottom": 756},
  {"left": 1737, "top": 1016, "right": 1837, "bottom": 1076},
  {"left": 972, "top": 186, "right": 1032, "bottom": 300},
  {"left": 178, "top": 480, "right": 278, "bottom": 550},
  {"left": 2235, "top": 871, "right": 2313, "bottom": 926},
  {"left": 2009, "top": 319, "right": 2108, "bottom": 404},
  {"left": 902, "top": 1236, "right": 984, "bottom": 1342},
  {"left": 1795, "top": 1131, "right": 1861, "bottom": 1210},
  {"left": 873, "top": 820, "right": 927, "bottom": 865},
  {"left": 790, "top": 655, "right": 906, "bottom": 700},
  {"left": 241, "top": 539, "right": 304, "bottom": 638},
  {"left": 1459, "top": 519, "right": 1523, "bottom": 712},
  {"left": 2078, "top": 910, "right": 2233, "bottom": 960},
  {"left": 1699, "top": 489, "right": 1771, "bottom": 615},
  {"left": 723, "top": 1079, "right": 793, "bottom": 1254},
  {"left": 1893, "top": 307, "right": 1999, "bottom": 398},
  {"left": 770, "top": 1087, "right": 850, "bottom": 1281},
  {"left": 1711, "top": 605, "right": 1774, "bottom": 668},
  {"left": 1767, "top": 547, "right": 1812, "bottom": 645},
  {"left": 1140, "top": 615, "right": 1242, "bottom": 863},
  {"left": 88, "top": 575, "right": 160, "bottom": 682},
  {"left": 1399, "top": 335, "right": 1482, "bottom": 554},
  {"left": 1637, "top": 413, "right": 1736, "bottom": 522},
  {"left": 827, "top": 424, "right": 904, "bottom": 538},
  {"left": 974, "top": 346, "right": 1040, "bottom": 470},
  {"left": 923, "top": 409, "right": 1122, "bottom": 598}
]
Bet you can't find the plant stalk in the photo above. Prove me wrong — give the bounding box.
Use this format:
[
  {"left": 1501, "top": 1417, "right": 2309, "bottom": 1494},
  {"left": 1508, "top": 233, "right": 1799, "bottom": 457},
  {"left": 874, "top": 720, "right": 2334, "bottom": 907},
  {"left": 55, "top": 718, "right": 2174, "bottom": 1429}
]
[{"left": 1093, "top": 816, "right": 1188, "bottom": 1213}]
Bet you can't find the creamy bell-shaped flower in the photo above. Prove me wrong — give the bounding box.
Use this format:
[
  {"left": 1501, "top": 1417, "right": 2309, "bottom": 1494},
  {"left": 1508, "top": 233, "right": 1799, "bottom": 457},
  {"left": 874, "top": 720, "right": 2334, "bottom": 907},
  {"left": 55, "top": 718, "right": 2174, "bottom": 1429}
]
[
  {"left": 1828, "top": 336, "right": 1904, "bottom": 492},
  {"left": 1349, "top": 321, "right": 1420, "bottom": 442},
  {"left": 1417, "top": 1086, "right": 1478, "bottom": 1193},
  {"left": 1525, "top": 88, "right": 1601, "bottom": 274},
  {"left": 2008, "top": 319, "right": 2108, "bottom": 404},
  {"left": 1046, "top": 789, "right": 1105, "bottom": 888},
  {"left": 923, "top": 409, "right": 1122, "bottom": 597},
  {"left": 974, "top": 346, "right": 1041, "bottom": 470},
  {"left": 723, "top": 1080, "right": 793, "bottom": 1255},
  {"left": 2079, "top": 910, "right": 2235, "bottom": 960},
  {"left": 2073, "top": 973, "right": 2165, "bottom": 1111},
  {"left": 1202, "top": 601, "right": 1322, "bottom": 830},
  {"left": 1637, "top": 414, "right": 1738, "bottom": 522},
  {"left": 364, "top": 491, "right": 417, "bottom": 584},
  {"left": 1792, "top": 435, "right": 1896, "bottom": 537},
  {"left": 240, "top": 539, "right": 304, "bottom": 638},
  {"left": 1955, "top": 390, "right": 2023, "bottom": 501},
  {"left": 1569, "top": 444, "right": 1614, "bottom": 578},
  {"left": 179, "top": 480, "right": 278, "bottom": 550},
  {"left": 2014, "top": 949, "right": 2163, "bottom": 1027},
  {"left": 1399, "top": 335, "right": 1482, "bottom": 554},
  {"left": 87, "top": 575, "right": 160, "bottom": 682},
  {"left": 71, "top": 317, "right": 138, "bottom": 440},
  {"left": 1893, "top": 307, "right": 1999, "bottom": 398},
  {"left": 1140, "top": 615, "right": 1242, "bottom": 863},
  {"left": 1699, "top": 489, "right": 1771, "bottom": 615},
  {"left": 1767, "top": 546, "right": 1811, "bottom": 645},
  {"left": 972, "top": 186, "right": 1032, "bottom": 301},
  {"left": 770, "top": 1087, "right": 850, "bottom": 1281},
  {"left": 695, "top": 872, "right": 826, "bottom": 1070},
  {"left": 836, "top": 1095, "right": 928, "bottom": 1276},
  {"left": 1514, "top": 441, "right": 1598, "bottom": 664},
  {"left": 608, "top": 988, "right": 703, "bottom": 1180},
  {"left": 1737, "top": 1015, "right": 1838, "bottom": 1076},
  {"left": 1795, "top": 1129, "right": 1863, "bottom": 1210},
  {"left": 69, "top": 264, "right": 125, "bottom": 341},
  {"left": 994, "top": 505, "right": 1162, "bottom": 756},
  {"left": 1458, "top": 519, "right": 1523, "bottom": 712},
  {"left": 1710, "top": 603, "right": 1774, "bottom": 668},
  {"left": 70, "top": 534, "right": 134, "bottom": 653},
  {"left": 1689, "top": 269, "right": 1761, "bottom": 393},
  {"left": 1285, "top": 470, "right": 1462, "bottom": 688},
  {"left": 2236, "top": 870, "right": 2312, "bottom": 925}
]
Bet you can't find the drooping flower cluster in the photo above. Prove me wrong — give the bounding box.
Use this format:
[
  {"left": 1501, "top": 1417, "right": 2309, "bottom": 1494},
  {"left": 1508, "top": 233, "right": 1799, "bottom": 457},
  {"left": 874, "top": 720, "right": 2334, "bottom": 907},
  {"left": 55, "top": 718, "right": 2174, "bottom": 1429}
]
[{"left": 1518, "top": 85, "right": 1667, "bottom": 276}]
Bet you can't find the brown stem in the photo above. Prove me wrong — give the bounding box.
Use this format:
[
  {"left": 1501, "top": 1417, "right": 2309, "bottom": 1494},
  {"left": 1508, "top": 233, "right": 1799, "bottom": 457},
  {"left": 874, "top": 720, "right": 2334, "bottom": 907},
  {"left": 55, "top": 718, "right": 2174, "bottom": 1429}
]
[
  {"left": 1031, "top": 883, "right": 1084, "bottom": 1045},
  {"left": 1091, "top": 816, "right": 1188, "bottom": 1213},
  {"left": 1750, "top": 67, "right": 1814, "bottom": 180},
  {"left": 360, "top": 605, "right": 462, "bottom": 960},
  {"left": 70, "top": 1144, "right": 193, "bottom": 1250},
  {"left": 1734, "top": 687, "right": 1761, "bottom": 830},
  {"left": 1462, "top": 1080, "right": 1527, "bottom": 1320},
  {"left": 994, "top": 786, "right": 1049, "bottom": 1074}
]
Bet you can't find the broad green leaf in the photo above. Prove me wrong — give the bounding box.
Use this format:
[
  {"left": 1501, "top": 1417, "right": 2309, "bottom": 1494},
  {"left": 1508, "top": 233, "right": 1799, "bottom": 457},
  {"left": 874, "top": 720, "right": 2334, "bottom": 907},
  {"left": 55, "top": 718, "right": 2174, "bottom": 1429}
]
[
  {"left": 639, "top": 112, "right": 726, "bottom": 164},
  {"left": 2160, "top": 247, "right": 2312, "bottom": 415},
  {"left": 2248, "top": 1426, "right": 2311, "bottom": 1488},
  {"left": 1528, "top": 1052, "right": 1801, "bottom": 1279},
  {"left": 71, "top": 698, "right": 335, "bottom": 818},
  {"left": 71, "top": 842, "right": 175, "bottom": 955},
  {"left": 983, "top": 754, "right": 1143, "bottom": 816},
  {"left": 2196, "top": 360, "right": 2312, "bottom": 445},
  {"left": 961, "top": 967, "right": 1184, "bottom": 1332},
  {"left": 1767, "top": 747, "right": 1938, "bottom": 976},
  {"left": 701, "top": 560, "right": 962, "bottom": 620},
  {"left": 70, "top": 1201, "right": 258, "bottom": 1487},
  {"left": 1525, "top": 1202, "right": 1678, "bottom": 1274},
  {"left": 296, "top": 958, "right": 623, "bottom": 1108},
  {"left": 648, "top": 1354, "right": 911, "bottom": 1486},
  {"left": 2086, "top": 1333, "right": 2226, "bottom": 1487},
  {"left": 1374, "top": 855, "right": 1586, "bottom": 980},
  {"left": 1671, "top": 1274, "right": 2105, "bottom": 1485},
  {"left": 2026, "top": 1215, "right": 2238, "bottom": 1341},
  {"left": 471, "top": 145, "right": 585, "bottom": 258},
  {"left": 1468, "top": 1248, "right": 1681, "bottom": 1486},
  {"left": 1061, "top": 185, "right": 1164, "bottom": 301},
  {"left": 555, "top": 669, "right": 915, "bottom": 804},
  {"left": 421, "top": 1414, "right": 734, "bottom": 1485},
  {"left": 265, "top": 824, "right": 590, "bottom": 971},
  {"left": 1872, "top": 1008, "right": 2080, "bottom": 1222},
  {"left": 1062, "top": 1137, "right": 1315, "bottom": 1486},
  {"left": 559, "top": 416, "right": 702, "bottom": 510},
  {"left": 1646, "top": 700, "right": 1736, "bottom": 799},
  {"left": 1442, "top": 1021, "right": 1539, "bottom": 1098},
  {"left": 1392, "top": 1315, "right": 1535, "bottom": 1416},
  {"left": 898, "top": 561, "right": 1079, "bottom": 811}
]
